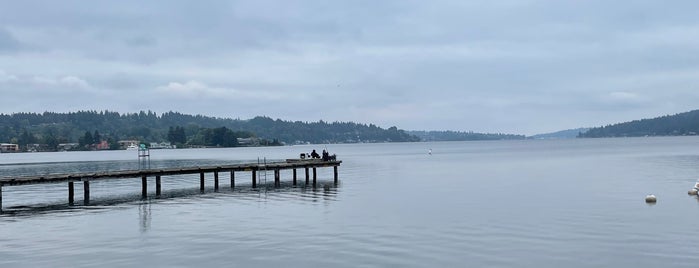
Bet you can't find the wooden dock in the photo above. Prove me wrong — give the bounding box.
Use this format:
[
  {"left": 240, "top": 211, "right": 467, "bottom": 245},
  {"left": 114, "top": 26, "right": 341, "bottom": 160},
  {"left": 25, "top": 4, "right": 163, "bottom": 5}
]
[{"left": 0, "top": 159, "right": 341, "bottom": 212}]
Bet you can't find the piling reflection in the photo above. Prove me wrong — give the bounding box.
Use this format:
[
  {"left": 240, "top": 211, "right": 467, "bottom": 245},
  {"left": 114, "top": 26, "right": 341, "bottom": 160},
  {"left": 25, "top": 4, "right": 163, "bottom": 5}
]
[
  {"left": 0, "top": 180, "right": 340, "bottom": 218},
  {"left": 139, "top": 201, "right": 151, "bottom": 233}
]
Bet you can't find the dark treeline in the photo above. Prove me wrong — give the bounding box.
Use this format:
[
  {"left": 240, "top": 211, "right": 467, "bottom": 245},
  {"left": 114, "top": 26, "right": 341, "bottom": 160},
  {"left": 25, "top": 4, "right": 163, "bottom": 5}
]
[
  {"left": 580, "top": 109, "right": 699, "bottom": 138},
  {"left": 408, "top": 130, "right": 525, "bottom": 141},
  {"left": 0, "top": 111, "right": 419, "bottom": 151}
]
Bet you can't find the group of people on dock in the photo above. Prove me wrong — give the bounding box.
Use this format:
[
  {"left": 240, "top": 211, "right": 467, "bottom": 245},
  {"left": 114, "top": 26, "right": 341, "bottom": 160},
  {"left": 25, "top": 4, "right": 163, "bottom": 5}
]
[{"left": 307, "top": 149, "right": 336, "bottom": 161}]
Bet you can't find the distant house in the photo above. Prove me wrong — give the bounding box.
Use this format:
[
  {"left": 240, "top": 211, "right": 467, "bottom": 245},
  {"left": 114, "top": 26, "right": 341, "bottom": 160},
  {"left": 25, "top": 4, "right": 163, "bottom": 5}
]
[
  {"left": 149, "top": 142, "right": 175, "bottom": 149},
  {"left": 118, "top": 140, "right": 139, "bottom": 150},
  {"left": 236, "top": 137, "right": 260, "bottom": 146},
  {"left": 26, "top": 143, "right": 50, "bottom": 152},
  {"left": 57, "top": 143, "right": 79, "bottom": 151},
  {"left": 95, "top": 140, "right": 110, "bottom": 150},
  {"left": 0, "top": 143, "right": 19, "bottom": 153}
]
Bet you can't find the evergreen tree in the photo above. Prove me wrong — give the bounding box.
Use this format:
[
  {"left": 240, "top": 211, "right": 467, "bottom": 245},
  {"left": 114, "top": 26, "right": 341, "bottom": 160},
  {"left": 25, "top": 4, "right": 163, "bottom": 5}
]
[
  {"left": 177, "top": 126, "right": 186, "bottom": 144},
  {"left": 93, "top": 130, "right": 101, "bottom": 143},
  {"left": 19, "top": 129, "right": 37, "bottom": 147},
  {"left": 79, "top": 131, "right": 94, "bottom": 147},
  {"left": 167, "top": 126, "right": 187, "bottom": 144},
  {"left": 167, "top": 126, "right": 176, "bottom": 143},
  {"left": 108, "top": 135, "right": 120, "bottom": 150}
]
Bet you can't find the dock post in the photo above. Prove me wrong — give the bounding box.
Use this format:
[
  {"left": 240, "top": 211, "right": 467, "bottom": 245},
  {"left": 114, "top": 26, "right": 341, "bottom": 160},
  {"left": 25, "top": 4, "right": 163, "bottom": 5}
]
[
  {"left": 156, "top": 175, "right": 161, "bottom": 197},
  {"left": 68, "top": 182, "right": 74, "bottom": 204},
  {"left": 252, "top": 170, "right": 257, "bottom": 188},
  {"left": 83, "top": 180, "right": 90, "bottom": 205},
  {"left": 334, "top": 166, "right": 338, "bottom": 184},
  {"left": 274, "top": 169, "right": 280, "bottom": 186},
  {"left": 200, "top": 172, "right": 205, "bottom": 192},
  {"left": 141, "top": 175, "right": 147, "bottom": 198},
  {"left": 305, "top": 167, "right": 310, "bottom": 184},
  {"left": 214, "top": 171, "right": 219, "bottom": 191},
  {"left": 0, "top": 184, "right": 3, "bottom": 213},
  {"left": 230, "top": 171, "right": 235, "bottom": 189},
  {"left": 312, "top": 168, "right": 317, "bottom": 187},
  {"left": 293, "top": 169, "right": 297, "bottom": 186}
]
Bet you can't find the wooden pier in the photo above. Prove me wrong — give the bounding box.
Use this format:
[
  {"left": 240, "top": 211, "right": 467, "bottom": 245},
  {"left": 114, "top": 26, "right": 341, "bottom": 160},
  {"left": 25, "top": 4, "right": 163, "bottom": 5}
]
[{"left": 0, "top": 159, "right": 341, "bottom": 212}]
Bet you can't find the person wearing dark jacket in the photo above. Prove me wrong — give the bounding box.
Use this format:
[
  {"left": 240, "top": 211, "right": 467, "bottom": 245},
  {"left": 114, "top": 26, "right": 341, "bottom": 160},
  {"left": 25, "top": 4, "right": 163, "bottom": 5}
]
[{"left": 310, "top": 149, "right": 320, "bottom": 159}]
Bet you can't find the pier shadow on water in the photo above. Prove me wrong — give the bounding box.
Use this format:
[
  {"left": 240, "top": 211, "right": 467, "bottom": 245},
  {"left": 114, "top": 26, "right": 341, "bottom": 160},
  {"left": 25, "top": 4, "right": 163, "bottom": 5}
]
[{"left": 0, "top": 180, "right": 340, "bottom": 219}]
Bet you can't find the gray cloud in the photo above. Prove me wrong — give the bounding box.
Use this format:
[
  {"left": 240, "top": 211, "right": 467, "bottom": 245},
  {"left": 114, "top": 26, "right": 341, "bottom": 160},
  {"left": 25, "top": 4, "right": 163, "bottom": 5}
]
[
  {"left": 1, "top": 0, "right": 698, "bottom": 135},
  {"left": 0, "top": 28, "right": 21, "bottom": 52}
]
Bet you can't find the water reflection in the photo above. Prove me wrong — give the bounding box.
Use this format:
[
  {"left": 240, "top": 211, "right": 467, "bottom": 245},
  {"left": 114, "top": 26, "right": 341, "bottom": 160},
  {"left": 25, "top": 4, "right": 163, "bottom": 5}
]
[
  {"left": 0, "top": 181, "right": 340, "bottom": 218},
  {"left": 139, "top": 202, "right": 151, "bottom": 233}
]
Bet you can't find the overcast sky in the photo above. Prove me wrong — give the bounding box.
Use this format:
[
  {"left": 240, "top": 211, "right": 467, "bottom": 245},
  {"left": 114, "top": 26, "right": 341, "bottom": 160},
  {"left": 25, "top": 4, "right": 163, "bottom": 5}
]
[{"left": 1, "top": 1, "right": 698, "bottom": 135}]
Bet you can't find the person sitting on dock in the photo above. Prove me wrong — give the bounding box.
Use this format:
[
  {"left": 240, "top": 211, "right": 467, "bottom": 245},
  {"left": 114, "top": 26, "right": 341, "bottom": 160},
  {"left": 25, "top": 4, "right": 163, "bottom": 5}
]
[
  {"left": 322, "top": 150, "right": 337, "bottom": 161},
  {"left": 310, "top": 149, "right": 320, "bottom": 159}
]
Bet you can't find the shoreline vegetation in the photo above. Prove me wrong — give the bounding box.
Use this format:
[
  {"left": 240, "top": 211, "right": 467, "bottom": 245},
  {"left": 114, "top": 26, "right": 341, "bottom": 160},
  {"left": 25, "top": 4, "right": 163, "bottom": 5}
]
[
  {"left": 579, "top": 109, "right": 699, "bottom": 138},
  {"left": 0, "top": 110, "right": 527, "bottom": 153},
  {"left": 1, "top": 110, "right": 422, "bottom": 153},
  {"left": 5, "top": 107, "right": 697, "bottom": 153}
]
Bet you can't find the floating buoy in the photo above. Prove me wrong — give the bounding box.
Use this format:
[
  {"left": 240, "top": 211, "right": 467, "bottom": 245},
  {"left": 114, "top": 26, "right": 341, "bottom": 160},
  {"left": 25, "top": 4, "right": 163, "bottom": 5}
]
[
  {"left": 688, "top": 189, "right": 698, "bottom": 196},
  {"left": 645, "top": 194, "right": 657, "bottom": 203}
]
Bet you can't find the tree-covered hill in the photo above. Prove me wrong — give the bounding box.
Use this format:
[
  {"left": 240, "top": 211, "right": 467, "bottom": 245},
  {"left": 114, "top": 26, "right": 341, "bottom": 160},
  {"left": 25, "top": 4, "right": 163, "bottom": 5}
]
[
  {"left": 530, "top": 128, "right": 590, "bottom": 139},
  {"left": 579, "top": 109, "right": 699, "bottom": 138},
  {"left": 408, "top": 130, "right": 525, "bottom": 141},
  {"left": 0, "top": 111, "right": 419, "bottom": 151}
]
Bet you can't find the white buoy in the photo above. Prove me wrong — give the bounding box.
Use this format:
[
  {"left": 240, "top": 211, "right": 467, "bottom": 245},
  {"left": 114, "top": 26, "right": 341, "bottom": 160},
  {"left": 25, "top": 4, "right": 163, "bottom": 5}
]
[
  {"left": 645, "top": 194, "right": 657, "bottom": 203},
  {"left": 689, "top": 180, "right": 699, "bottom": 196}
]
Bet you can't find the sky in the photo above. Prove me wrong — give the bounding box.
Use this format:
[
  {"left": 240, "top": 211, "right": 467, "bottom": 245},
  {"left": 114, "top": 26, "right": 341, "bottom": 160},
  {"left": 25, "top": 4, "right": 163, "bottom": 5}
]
[{"left": 1, "top": 0, "right": 698, "bottom": 135}]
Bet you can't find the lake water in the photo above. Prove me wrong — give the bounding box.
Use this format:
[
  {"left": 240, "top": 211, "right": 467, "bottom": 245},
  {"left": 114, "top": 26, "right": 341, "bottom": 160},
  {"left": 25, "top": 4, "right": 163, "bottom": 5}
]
[{"left": 1, "top": 137, "right": 699, "bottom": 267}]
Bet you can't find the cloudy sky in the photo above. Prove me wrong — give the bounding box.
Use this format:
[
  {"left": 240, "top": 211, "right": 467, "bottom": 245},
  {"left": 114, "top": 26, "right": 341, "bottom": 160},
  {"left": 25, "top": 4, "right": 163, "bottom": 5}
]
[{"left": 1, "top": 1, "right": 698, "bottom": 135}]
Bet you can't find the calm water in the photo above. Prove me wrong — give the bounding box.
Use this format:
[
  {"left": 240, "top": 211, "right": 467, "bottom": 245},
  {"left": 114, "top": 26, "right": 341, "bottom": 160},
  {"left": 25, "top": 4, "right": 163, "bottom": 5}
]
[{"left": 1, "top": 137, "right": 699, "bottom": 267}]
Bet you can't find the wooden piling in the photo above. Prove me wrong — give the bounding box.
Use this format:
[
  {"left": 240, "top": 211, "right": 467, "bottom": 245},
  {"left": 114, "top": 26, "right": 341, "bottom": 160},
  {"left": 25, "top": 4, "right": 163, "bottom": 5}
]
[
  {"left": 274, "top": 169, "right": 280, "bottom": 186},
  {"left": 0, "top": 185, "right": 3, "bottom": 213},
  {"left": 83, "top": 180, "right": 90, "bottom": 205},
  {"left": 230, "top": 171, "right": 235, "bottom": 189},
  {"left": 156, "top": 175, "right": 161, "bottom": 196},
  {"left": 200, "top": 172, "right": 205, "bottom": 192},
  {"left": 214, "top": 171, "right": 219, "bottom": 191},
  {"left": 293, "top": 169, "right": 297, "bottom": 185},
  {"left": 252, "top": 170, "right": 257, "bottom": 188},
  {"left": 305, "top": 167, "right": 310, "bottom": 184},
  {"left": 141, "top": 175, "right": 147, "bottom": 198},
  {"left": 68, "top": 182, "right": 74, "bottom": 204},
  {"left": 313, "top": 167, "right": 317, "bottom": 187}
]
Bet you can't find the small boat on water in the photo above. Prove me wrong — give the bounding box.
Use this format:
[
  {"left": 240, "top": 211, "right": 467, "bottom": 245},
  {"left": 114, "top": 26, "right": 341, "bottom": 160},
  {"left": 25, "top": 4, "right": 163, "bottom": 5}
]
[{"left": 126, "top": 144, "right": 139, "bottom": 150}]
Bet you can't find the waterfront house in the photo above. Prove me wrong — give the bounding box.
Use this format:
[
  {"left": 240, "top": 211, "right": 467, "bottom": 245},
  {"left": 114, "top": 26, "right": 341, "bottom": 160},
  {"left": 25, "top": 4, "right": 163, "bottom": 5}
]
[
  {"left": 95, "top": 140, "right": 110, "bottom": 150},
  {"left": 0, "top": 143, "right": 19, "bottom": 153},
  {"left": 57, "top": 143, "right": 80, "bottom": 151},
  {"left": 118, "top": 140, "right": 139, "bottom": 150}
]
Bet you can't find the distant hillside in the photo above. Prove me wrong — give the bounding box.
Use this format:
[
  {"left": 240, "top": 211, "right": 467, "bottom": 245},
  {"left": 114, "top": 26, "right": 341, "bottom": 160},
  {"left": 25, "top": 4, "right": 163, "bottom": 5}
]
[
  {"left": 408, "top": 130, "right": 525, "bottom": 141},
  {"left": 0, "top": 111, "right": 419, "bottom": 151},
  {"left": 530, "top": 128, "right": 589, "bottom": 139},
  {"left": 580, "top": 109, "right": 699, "bottom": 138}
]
